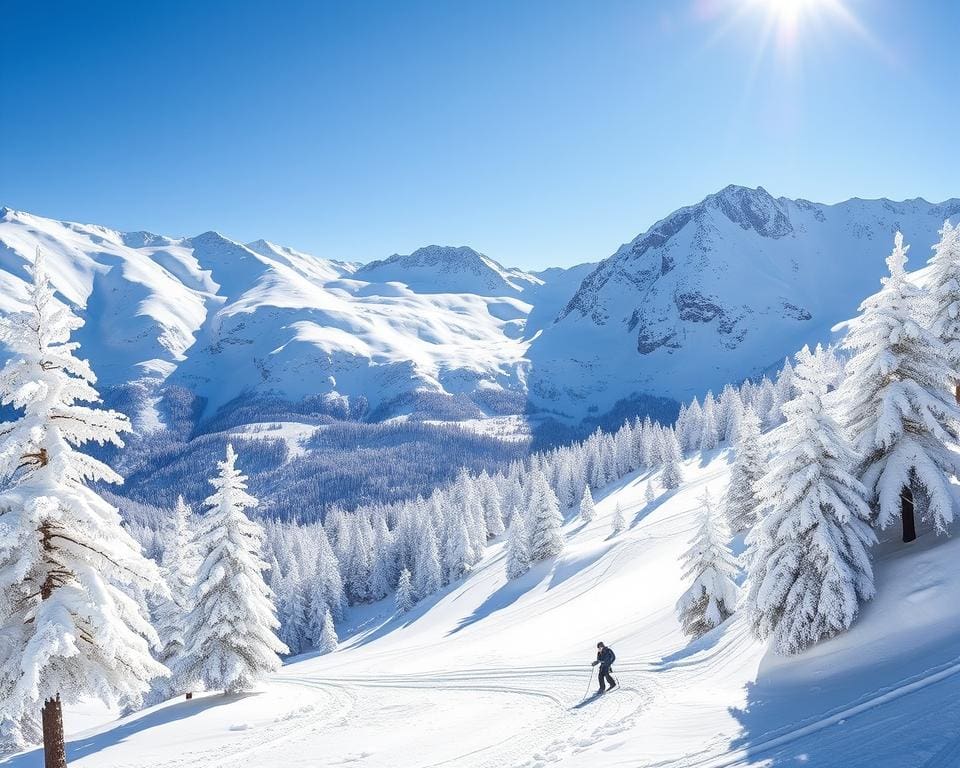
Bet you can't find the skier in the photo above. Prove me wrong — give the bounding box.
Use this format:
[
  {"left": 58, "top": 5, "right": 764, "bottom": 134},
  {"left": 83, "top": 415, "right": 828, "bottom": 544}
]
[{"left": 591, "top": 641, "right": 617, "bottom": 694}]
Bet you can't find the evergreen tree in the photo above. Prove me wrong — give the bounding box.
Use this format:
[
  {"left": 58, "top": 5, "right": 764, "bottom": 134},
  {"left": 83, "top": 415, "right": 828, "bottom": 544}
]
[
  {"left": 681, "top": 399, "right": 703, "bottom": 453},
  {"left": 343, "top": 515, "right": 374, "bottom": 603},
  {"left": 926, "top": 220, "right": 960, "bottom": 400},
  {"left": 315, "top": 607, "right": 338, "bottom": 655},
  {"left": 477, "top": 471, "right": 505, "bottom": 538},
  {"left": 413, "top": 515, "right": 443, "bottom": 599},
  {"left": 579, "top": 486, "right": 596, "bottom": 523},
  {"left": 174, "top": 445, "right": 287, "bottom": 693},
  {"left": 0, "top": 254, "right": 166, "bottom": 765},
  {"left": 154, "top": 496, "right": 196, "bottom": 698},
  {"left": 505, "top": 509, "right": 531, "bottom": 579},
  {"left": 770, "top": 358, "right": 795, "bottom": 426},
  {"left": 660, "top": 429, "right": 684, "bottom": 490},
  {"left": 700, "top": 392, "right": 719, "bottom": 451},
  {"left": 395, "top": 568, "right": 415, "bottom": 613},
  {"left": 640, "top": 417, "right": 657, "bottom": 467},
  {"left": 676, "top": 491, "right": 739, "bottom": 640},
  {"left": 755, "top": 377, "right": 776, "bottom": 429},
  {"left": 443, "top": 504, "right": 472, "bottom": 582},
  {"left": 527, "top": 470, "right": 564, "bottom": 561},
  {"left": 315, "top": 526, "right": 346, "bottom": 619},
  {"left": 724, "top": 405, "right": 765, "bottom": 533},
  {"left": 747, "top": 346, "right": 876, "bottom": 654},
  {"left": 611, "top": 501, "right": 626, "bottom": 535},
  {"left": 367, "top": 513, "right": 393, "bottom": 601},
  {"left": 644, "top": 482, "right": 656, "bottom": 505},
  {"left": 842, "top": 232, "right": 960, "bottom": 542}
]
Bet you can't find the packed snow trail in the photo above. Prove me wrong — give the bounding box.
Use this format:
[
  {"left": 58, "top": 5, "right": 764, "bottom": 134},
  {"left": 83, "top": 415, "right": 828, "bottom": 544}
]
[{"left": 7, "top": 451, "right": 960, "bottom": 767}]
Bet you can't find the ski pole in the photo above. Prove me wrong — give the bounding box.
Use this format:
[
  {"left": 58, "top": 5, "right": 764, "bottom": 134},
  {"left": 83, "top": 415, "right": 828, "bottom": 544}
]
[{"left": 582, "top": 667, "right": 594, "bottom": 700}]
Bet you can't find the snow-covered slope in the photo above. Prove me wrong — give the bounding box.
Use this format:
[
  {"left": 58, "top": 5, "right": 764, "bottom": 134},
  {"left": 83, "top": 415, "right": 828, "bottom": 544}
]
[
  {"left": 11, "top": 449, "right": 960, "bottom": 768},
  {"left": 528, "top": 187, "right": 960, "bottom": 419}
]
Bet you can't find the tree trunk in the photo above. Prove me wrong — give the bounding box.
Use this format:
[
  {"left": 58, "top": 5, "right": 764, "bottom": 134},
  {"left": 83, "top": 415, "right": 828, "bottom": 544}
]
[
  {"left": 955, "top": 382, "right": 960, "bottom": 405},
  {"left": 41, "top": 697, "right": 67, "bottom": 768},
  {"left": 901, "top": 486, "right": 917, "bottom": 543}
]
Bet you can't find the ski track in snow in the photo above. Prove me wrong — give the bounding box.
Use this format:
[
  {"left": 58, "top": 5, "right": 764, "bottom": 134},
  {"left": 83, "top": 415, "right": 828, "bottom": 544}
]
[
  {"left": 279, "top": 669, "right": 654, "bottom": 768},
  {"left": 146, "top": 681, "right": 356, "bottom": 768},
  {"left": 661, "top": 655, "right": 960, "bottom": 768}
]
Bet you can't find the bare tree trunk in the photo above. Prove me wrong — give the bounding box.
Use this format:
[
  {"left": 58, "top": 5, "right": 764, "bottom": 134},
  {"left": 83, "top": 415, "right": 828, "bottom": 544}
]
[
  {"left": 41, "top": 697, "right": 67, "bottom": 768},
  {"left": 955, "top": 383, "right": 960, "bottom": 405},
  {"left": 35, "top": 448, "right": 67, "bottom": 767},
  {"left": 901, "top": 486, "right": 917, "bottom": 543}
]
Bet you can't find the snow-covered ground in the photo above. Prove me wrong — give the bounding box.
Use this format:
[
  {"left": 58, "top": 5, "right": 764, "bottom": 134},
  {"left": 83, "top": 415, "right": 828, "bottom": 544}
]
[{"left": 6, "top": 449, "right": 959, "bottom": 768}]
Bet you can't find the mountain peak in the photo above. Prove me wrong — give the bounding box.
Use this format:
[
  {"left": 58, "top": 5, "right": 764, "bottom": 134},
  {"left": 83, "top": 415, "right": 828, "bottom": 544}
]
[
  {"left": 357, "top": 245, "right": 541, "bottom": 295},
  {"left": 702, "top": 184, "right": 793, "bottom": 238}
]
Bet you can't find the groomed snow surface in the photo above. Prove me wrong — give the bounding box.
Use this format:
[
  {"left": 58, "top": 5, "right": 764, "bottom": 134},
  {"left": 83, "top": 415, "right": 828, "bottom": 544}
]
[{"left": 6, "top": 450, "right": 960, "bottom": 768}]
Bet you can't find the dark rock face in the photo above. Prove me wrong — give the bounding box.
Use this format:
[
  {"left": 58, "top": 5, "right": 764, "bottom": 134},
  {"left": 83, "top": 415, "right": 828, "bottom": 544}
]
[
  {"left": 675, "top": 291, "right": 723, "bottom": 323},
  {"left": 781, "top": 300, "right": 812, "bottom": 321},
  {"left": 713, "top": 185, "right": 794, "bottom": 238},
  {"left": 637, "top": 329, "right": 679, "bottom": 355}
]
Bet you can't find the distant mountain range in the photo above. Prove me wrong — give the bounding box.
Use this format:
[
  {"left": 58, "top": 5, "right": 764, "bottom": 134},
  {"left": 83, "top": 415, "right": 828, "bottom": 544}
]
[{"left": 2, "top": 186, "right": 958, "bottom": 435}]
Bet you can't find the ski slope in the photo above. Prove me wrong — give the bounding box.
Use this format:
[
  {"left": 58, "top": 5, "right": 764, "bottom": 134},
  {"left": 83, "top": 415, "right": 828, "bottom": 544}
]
[{"left": 5, "top": 450, "right": 960, "bottom": 768}]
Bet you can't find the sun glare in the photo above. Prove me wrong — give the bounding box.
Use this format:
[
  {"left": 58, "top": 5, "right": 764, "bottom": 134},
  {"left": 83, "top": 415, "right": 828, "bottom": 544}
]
[{"left": 747, "top": 0, "right": 867, "bottom": 50}]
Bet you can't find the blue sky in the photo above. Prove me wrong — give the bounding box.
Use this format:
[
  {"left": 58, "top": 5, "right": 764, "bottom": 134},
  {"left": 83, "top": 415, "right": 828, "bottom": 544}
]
[{"left": 2, "top": 0, "right": 957, "bottom": 269}]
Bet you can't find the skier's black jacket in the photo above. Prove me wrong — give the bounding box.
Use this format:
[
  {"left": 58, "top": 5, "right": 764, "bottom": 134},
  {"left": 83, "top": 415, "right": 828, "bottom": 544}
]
[{"left": 596, "top": 646, "right": 615, "bottom": 668}]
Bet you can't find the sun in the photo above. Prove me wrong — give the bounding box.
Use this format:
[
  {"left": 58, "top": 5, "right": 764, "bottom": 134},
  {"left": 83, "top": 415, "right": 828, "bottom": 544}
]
[{"left": 746, "top": 0, "right": 864, "bottom": 49}]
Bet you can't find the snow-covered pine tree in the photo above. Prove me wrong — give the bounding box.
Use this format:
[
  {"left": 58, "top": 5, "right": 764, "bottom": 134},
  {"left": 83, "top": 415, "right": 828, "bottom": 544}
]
[
  {"left": 755, "top": 377, "right": 776, "bottom": 429},
  {"left": 395, "top": 568, "right": 415, "bottom": 613},
  {"left": 477, "top": 471, "right": 505, "bottom": 538},
  {"left": 413, "top": 514, "right": 443, "bottom": 598},
  {"left": 660, "top": 428, "right": 683, "bottom": 490},
  {"left": 724, "top": 405, "right": 765, "bottom": 533},
  {"left": 343, "top": 514, "right": 373, "bottom": 602},
  {"left": 0, "top": 254, "right": 166, "bottom": 765},
  {"left": 747, "top": 346, "right": 876, "bottom": 654},
  {"left": 314, "top": 525, "right": 346, "bottom": 619},
  {"left": 367, "top": 512, "right": 393, "bottom": 601},
  {"left": 717, "top": 384, "right": 741, "bottom": 442},
  {"left": 277, "top": 573, "right": 305, "bottom": 655},
  {"left": 644, "top": 482, "right": 656, "bottom": 505},
  {"left": 842, "top": 232, "right": 960, "bottom": 542},
  {"left": 640, "top": 417, "right": 657, "bottom": 467},
  {"left": 174, "top": 444, "right": 287, "bottom": 693},
  {"left": 443, "top": 504, "right": 472, "bottom": 582},
  {"left": 154, "top": 495, "right": 196, "bottom": 699},
  {"left": 579, "top": 486, "right": 596, "bottom": 523},
  {"left": 926, "top": 220, "right": 960, "bottom": 402},
  {"left": 611, "top": 501, "right": 626, "bottom": 535},
  {"left": 505, "top": 508, "right": 531, "bottom": 579},
  {"left": 681, "top": 399, "right": 703, "bottom": 453},
  {"left": 527, "top": 469, "right": 564, "bottom": 561},
  {"left": 315, "top": 606, "right": 338, "bottom": 654},
  {"left": 700, "top": 392, "right": 719, "bottom": 451},
  {"left": 770, "top": 358, "right": 795, "bottom": 426},
  {"left": 676, "top": 491, "right": 739, "bottom": 640},
  {"left": 725, "top": 391, "right": 745, "bottom": 445}
]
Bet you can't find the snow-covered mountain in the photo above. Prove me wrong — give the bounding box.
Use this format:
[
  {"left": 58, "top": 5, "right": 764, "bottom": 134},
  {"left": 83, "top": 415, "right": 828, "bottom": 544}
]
[
  {"left": 0, "top": 209, "right": 565, "bottom": 423},
  {"left": 2, "top": 187, "right": 958, "bottom": 431},
  {"left": 527, "top": 186, "right": 960, "bottom": 419}
]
